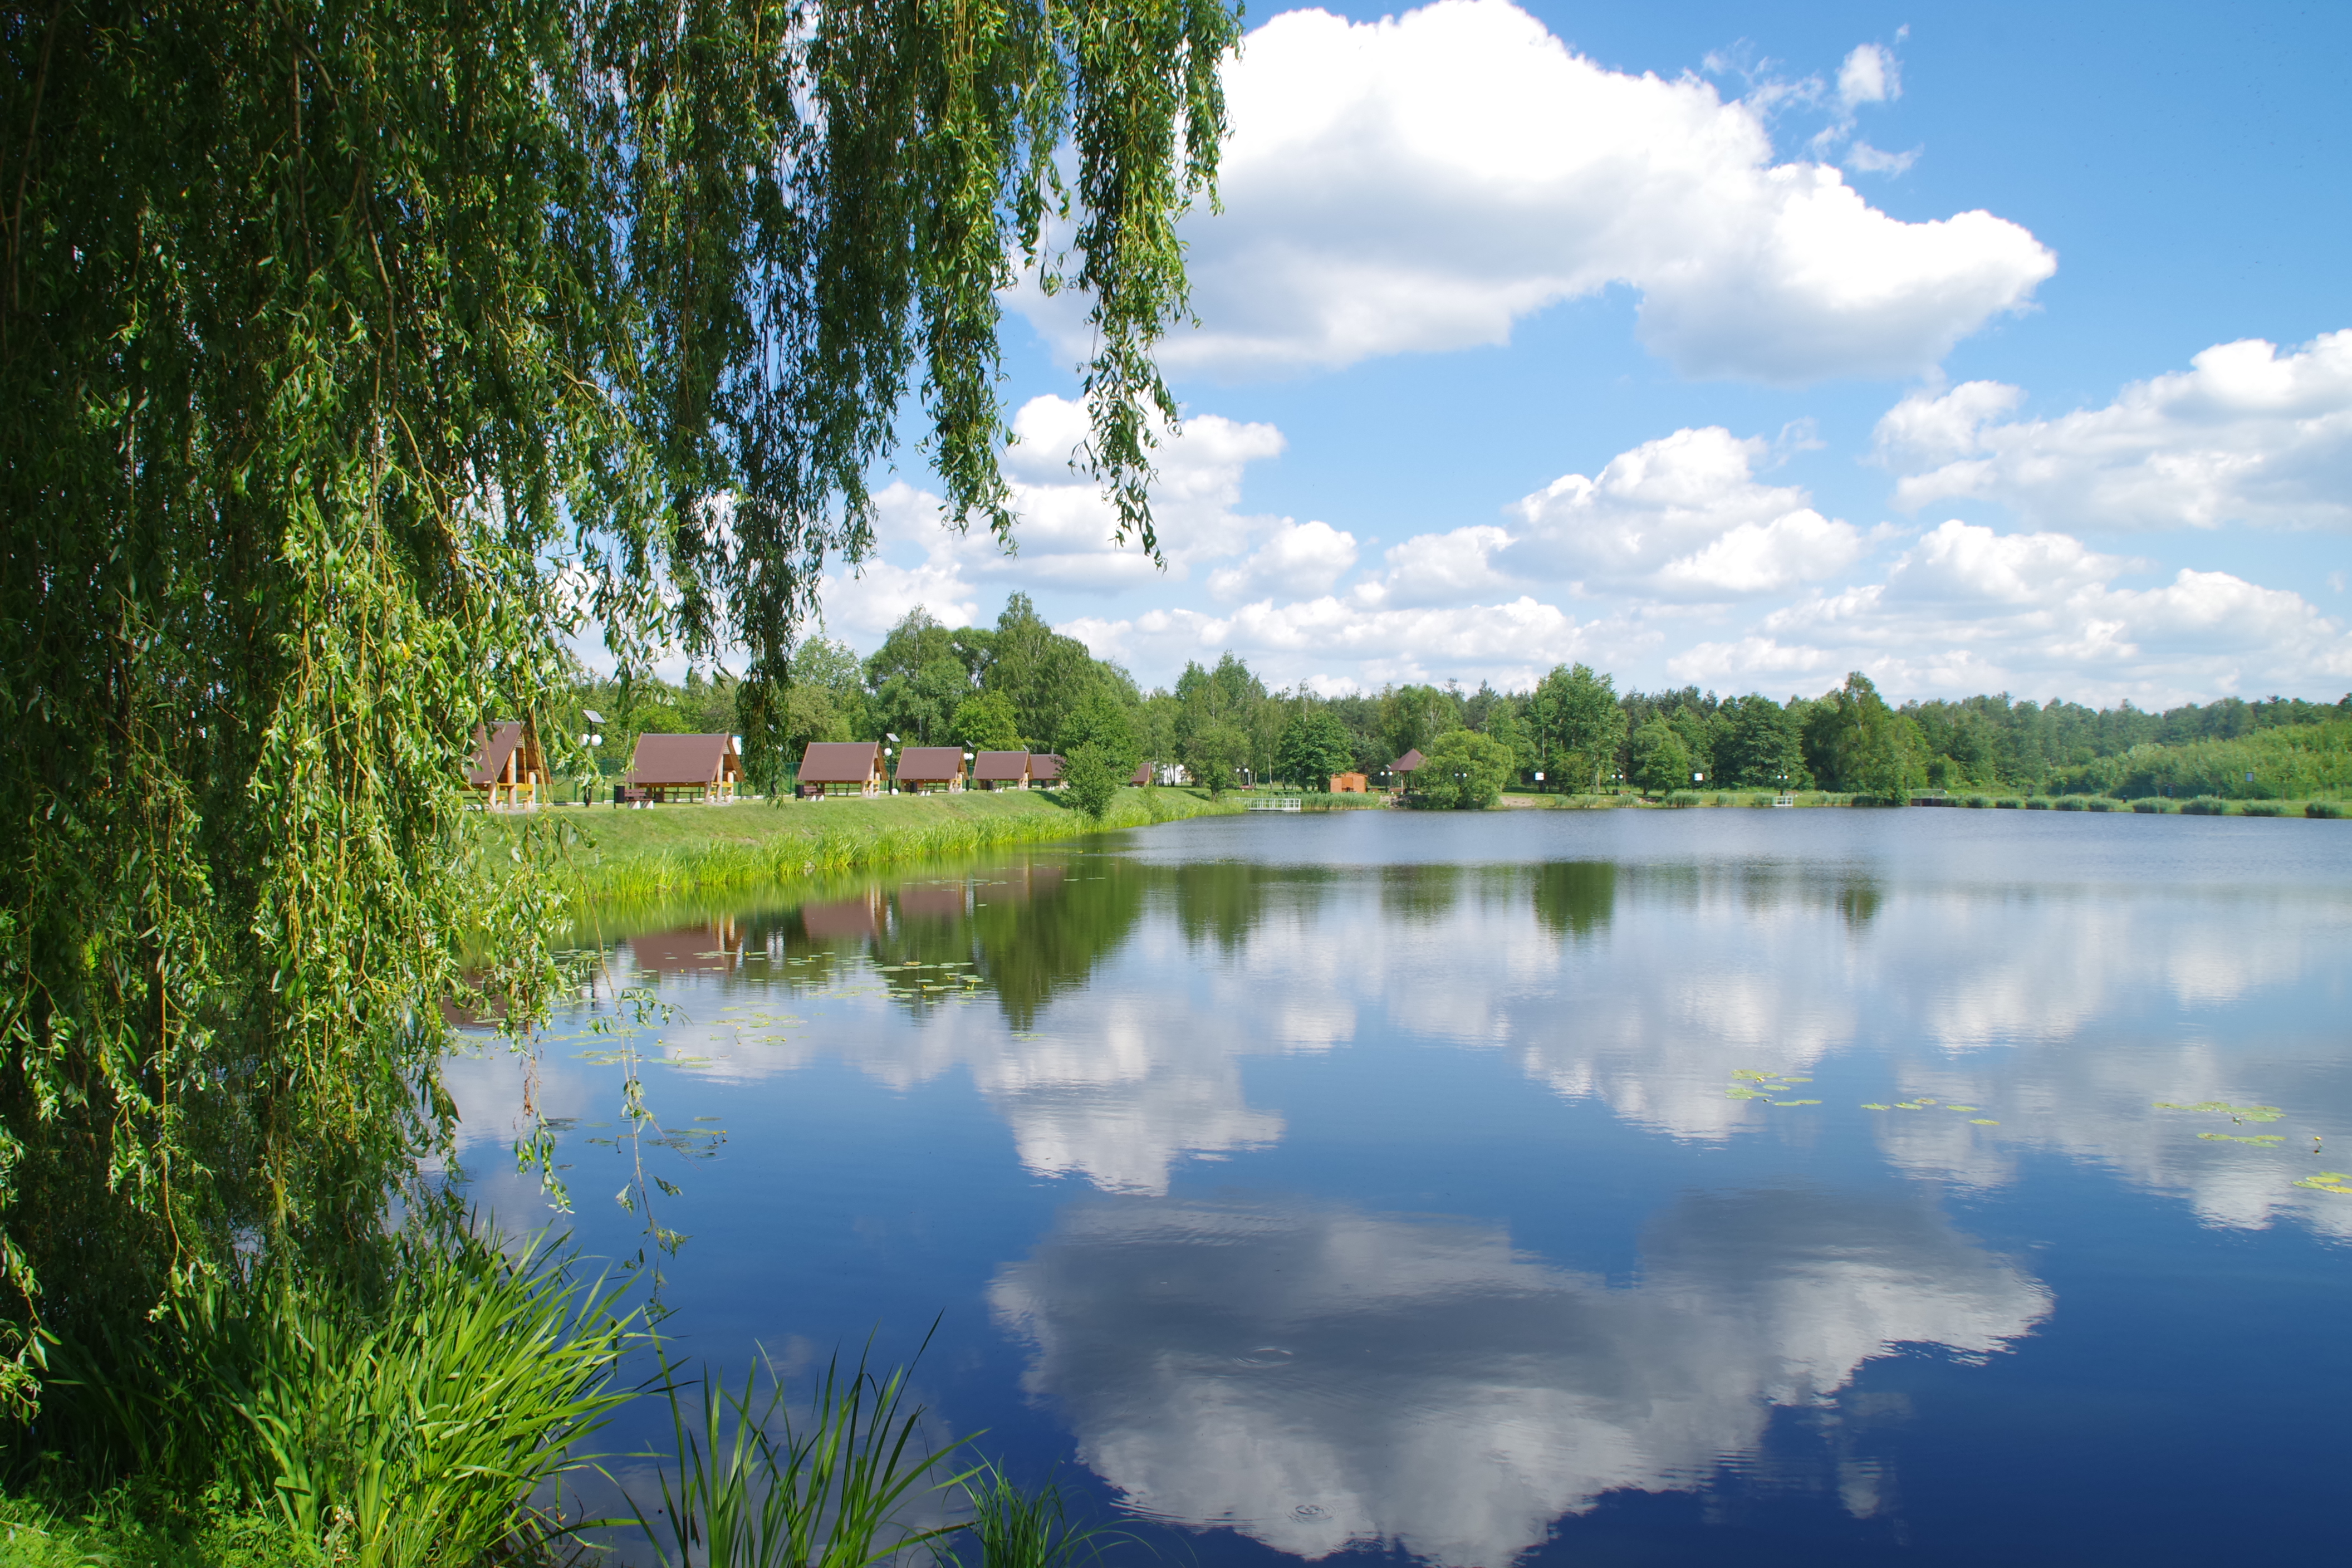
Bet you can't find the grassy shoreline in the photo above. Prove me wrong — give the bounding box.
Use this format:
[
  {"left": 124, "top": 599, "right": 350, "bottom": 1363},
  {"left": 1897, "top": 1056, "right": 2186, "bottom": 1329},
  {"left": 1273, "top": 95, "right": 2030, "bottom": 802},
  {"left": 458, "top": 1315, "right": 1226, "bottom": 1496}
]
[
  {"left": 491, "top": 779, "right": 2352, "bottom": 910},
  {"left": 496, "top": 787, "right": 1263, "bottom": 903}
]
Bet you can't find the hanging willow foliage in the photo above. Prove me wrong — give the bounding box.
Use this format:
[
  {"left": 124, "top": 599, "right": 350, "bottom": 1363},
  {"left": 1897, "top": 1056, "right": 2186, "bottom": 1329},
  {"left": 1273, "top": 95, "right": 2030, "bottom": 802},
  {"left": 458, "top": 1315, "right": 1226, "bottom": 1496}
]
[{"left": 0, "top": 0, "right": 1235, "bottom": 1395}]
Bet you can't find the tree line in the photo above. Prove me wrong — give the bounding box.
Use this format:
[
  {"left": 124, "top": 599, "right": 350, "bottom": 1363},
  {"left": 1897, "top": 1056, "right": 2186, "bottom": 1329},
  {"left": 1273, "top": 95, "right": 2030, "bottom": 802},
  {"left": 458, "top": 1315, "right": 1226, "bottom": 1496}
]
[{"left": 574, "top": 605, "right": 2352, "bottom": 805}]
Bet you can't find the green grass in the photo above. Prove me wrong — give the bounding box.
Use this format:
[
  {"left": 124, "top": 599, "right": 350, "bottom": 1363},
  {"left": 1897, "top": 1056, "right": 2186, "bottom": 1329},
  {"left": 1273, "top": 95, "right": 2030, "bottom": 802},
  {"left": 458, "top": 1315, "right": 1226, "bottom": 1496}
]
[
  {"left": 490, "top": 787, "right": 1249, "bottom": 903},
  {"left": 0, "top": 1494, "right": 326, "bottom": 1567},
  {"left": 19, "top": 1236, "right": 631, "bottom": 1568}
]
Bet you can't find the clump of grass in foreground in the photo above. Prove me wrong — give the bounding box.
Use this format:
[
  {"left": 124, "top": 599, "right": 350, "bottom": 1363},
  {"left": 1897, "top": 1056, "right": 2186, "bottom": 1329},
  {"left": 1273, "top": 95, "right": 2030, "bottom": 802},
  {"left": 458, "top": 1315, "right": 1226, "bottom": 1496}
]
[
  {"left": 0, "top": 1491, "right": 320, "bottom": 1568},
  {"left": 23, "top": 1234, "right": 632, "bottom": 1568},
  {"left": 946, "top": 1464, "right": 1136, "bottom": 1568},
  {"left": 632, "top": 1342, "right": 968, "bottom": 1568}
]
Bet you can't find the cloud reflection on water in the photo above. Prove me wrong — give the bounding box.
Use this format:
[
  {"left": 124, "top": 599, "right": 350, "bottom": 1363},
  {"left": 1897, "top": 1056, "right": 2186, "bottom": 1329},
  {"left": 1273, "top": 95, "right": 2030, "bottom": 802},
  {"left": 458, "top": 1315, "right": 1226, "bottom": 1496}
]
[
  {"left": 989, "top": 1189, "right": 2050, "bottom": 1565},
  {"left": 469, "top": 827, "right": 2352, "bottom": 1230}
]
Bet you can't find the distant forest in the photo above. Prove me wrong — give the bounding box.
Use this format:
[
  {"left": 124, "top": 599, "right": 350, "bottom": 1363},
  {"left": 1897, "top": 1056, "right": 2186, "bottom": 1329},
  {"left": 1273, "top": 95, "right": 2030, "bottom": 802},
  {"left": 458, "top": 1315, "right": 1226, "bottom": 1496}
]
[{"left": 565, "top": 597, "right": 2352, "bottom": 802}]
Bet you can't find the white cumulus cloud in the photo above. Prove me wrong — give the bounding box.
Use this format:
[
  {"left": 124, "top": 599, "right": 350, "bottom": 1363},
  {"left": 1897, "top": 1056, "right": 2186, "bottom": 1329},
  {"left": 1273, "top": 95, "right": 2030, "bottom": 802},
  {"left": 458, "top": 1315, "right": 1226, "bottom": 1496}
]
[
  {"left": 1017, "top": 1, "right": 2051, "bottom": 382},
  {"left": 1669, "top": 519, "right": 2352, "bottom": 702},
  {"left": 1878, "top": 332, "right": 2352, "bottom": 529},
  {"left": 1207, "top": 518, "right": 1359, "bottom": 601},
  {"left": 1503, "top": 426, "right": 1873, "bottom": 596},
  {"left": 816, "top": 395, "right": 1286, "bottom": 633}
]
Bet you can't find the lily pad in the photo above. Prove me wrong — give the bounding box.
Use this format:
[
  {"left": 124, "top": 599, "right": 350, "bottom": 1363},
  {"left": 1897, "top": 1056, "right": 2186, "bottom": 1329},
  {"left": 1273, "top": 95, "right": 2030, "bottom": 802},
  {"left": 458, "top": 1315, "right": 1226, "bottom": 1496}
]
[
  {"left": 2155, "top": 1101, "right": 2285, "bottom": 1123},
  {"left": 1969, "top": 1119, "right": 2000, "bottom": 1126},
  {"left": 2197, "top": 1132, "right": 2284, "bottom": 1145},
  {"left": 1860, "top": 1102, "right": 1892, "bottom": 1110},
  {"left": 1771, "top": 1099, "right": 1822, "bottom": 1106}
]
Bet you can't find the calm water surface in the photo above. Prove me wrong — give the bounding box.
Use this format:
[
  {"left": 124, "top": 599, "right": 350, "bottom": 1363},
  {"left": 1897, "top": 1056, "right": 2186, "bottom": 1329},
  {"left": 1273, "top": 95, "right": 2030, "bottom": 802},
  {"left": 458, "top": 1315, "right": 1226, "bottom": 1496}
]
[{"left": 450, "top": 807, "right": 2352, "bottom": 1566}]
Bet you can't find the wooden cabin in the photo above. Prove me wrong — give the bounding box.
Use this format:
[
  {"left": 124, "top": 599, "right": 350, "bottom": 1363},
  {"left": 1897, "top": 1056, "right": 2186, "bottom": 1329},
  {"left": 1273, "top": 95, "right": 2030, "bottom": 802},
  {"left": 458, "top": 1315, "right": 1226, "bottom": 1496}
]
[
  {"left": 1129, "top": 761, "right": 1152, "bottom": 787},
  {"left": 1331, "top": 771, "right": 1369, "bottom": 793},
  {"left": 468, "top": 721, "right": 550, "bottom": 808},
  {"left": 894, "top": 745, "right": 966, "bottom": 793},
  {"left": 1029, "top": 753, "right": 1065, "bottom": 788},
  {"left": 625, "top": 733, "right": 742, "bottom": 803},
  {"left": 971, "top": 751, "right": 1032, "bottom": 790},
  {"left": 797, "top": 740, "right": 886, "bottom": 797}
]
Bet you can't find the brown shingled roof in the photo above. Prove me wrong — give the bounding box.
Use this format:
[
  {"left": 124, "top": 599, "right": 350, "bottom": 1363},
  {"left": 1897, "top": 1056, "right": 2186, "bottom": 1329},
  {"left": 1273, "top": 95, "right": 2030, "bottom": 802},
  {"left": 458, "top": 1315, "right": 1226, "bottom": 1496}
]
[
  {"left": 468, "top": 721, "right": 526, "bottom": 786},
  {"left": 894, "top": 745, "right": 966, "bottom": 782},
  {"left": 971, "top": 751, "right": 1031, "bottom": 782},
  {"left": 798, "top": 741, "right": 885, "bottom": 783},
  {"left": 628, "top": 733, "right": 741, "bottom": 786},
  {"left": 1389, "top": 748, "right": 1425, "bottom": 773},
  {"left": 1029, "top": 752, "right": 1065, "bottom": 782}
]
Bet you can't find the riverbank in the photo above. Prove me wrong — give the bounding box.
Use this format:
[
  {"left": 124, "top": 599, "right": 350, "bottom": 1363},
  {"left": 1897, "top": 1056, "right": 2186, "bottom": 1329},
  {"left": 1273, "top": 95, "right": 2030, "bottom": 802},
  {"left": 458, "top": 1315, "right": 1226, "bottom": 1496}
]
[
  {"left": 493, "top": 786, "right": 1254, "bottom": 903},
  {"left": 1504, "top": 788, "right": 2345, "bottom": 814}
]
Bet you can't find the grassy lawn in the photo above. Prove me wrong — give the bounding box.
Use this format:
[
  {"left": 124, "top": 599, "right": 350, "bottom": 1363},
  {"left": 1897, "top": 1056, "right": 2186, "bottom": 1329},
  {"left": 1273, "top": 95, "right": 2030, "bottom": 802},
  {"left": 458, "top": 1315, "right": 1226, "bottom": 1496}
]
[{"left": 482, "top": 786, "right": 1251, "bottom": 901}]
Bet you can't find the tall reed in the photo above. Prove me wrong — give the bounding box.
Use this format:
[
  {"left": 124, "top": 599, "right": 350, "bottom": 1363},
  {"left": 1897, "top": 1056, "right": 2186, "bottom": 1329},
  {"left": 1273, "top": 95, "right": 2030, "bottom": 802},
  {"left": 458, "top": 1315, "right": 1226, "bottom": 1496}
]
[
  {"left": 632, "top": 1343, "right": 972, "bottom": 1568},
  {"left": 945, "top": 1465, "right": 1136, "bottom": 1568},
  {"left": 30, "top": 1235, "right": 633, "bottom": 1568}
]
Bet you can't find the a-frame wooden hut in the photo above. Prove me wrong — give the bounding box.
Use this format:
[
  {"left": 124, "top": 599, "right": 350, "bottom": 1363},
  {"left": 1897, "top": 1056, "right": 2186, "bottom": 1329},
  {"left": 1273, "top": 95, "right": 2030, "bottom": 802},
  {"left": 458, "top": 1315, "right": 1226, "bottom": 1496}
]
[
  {"left": 469, "top": 721, "right": 550, "bottom": 808},
  {"left": 797, "top": 740, "right": 886, "bottom": 797},
  {"left": 971, "top": 751, "right": 1032, "bottom": 790},
  {"left": 893, "top": 745, "right": 966, "bottom": 793},
  {"left": 625, "top": 733, "right": 742, "bottom": 803}
]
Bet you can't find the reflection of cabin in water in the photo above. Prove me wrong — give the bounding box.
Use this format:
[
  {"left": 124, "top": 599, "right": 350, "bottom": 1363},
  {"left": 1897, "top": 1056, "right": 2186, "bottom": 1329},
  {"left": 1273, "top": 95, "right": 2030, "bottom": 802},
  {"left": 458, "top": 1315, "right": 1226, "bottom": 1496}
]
[
  {"left": 971, "top": 751, "right": 1031, "bottom": 790},
  {"left": 468, "top": 721, "right": 550, "bottom": 808},
  {"left": 624, "top": 916, "right": 746, "bottom": 977},
  {"left": 894, "top": 883, "right": 969, "bottom": 923},
  {"left": 800, "top": 889, "right": 884, "bottom": 942},
  {"left": 626, "top": 733, "right": 742, "bottom": 802},
  {"left": 894, "top": 746, "right": 966, "bottom": 793},
  {"left": 796, "top": 740, "right": 885, "bottom": 797},
  {"left": 1029, "top": 753, "right": 1065, "bottom": 788}
]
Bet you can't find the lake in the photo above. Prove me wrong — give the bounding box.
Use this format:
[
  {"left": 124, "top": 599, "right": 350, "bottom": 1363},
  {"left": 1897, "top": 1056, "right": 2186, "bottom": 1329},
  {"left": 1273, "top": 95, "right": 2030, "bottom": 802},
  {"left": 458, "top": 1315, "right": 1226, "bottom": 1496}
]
[{"left": 448, "top": 806, "right": 2352, "bottom": 1566}]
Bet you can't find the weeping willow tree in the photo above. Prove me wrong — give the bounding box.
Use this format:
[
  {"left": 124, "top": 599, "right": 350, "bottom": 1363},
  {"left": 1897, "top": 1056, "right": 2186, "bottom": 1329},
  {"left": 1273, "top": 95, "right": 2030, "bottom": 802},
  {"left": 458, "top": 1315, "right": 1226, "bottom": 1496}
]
[{"left": 0, "top": 0, "right": 1236, "bottom": 1408}]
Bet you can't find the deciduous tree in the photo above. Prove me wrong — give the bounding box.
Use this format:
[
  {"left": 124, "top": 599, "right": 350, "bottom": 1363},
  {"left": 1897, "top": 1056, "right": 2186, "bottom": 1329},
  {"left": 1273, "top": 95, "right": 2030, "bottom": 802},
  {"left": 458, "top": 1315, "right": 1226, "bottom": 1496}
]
[{"left": 0, "top": 0, "right": 1241, "bottom": 1390}]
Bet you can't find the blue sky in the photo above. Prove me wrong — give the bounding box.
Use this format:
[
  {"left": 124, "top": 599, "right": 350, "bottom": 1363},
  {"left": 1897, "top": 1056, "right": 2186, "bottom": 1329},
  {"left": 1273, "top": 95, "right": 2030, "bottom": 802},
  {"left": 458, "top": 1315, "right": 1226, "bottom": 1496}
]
[{"left": 812, "top": 0, "right": 2352, "bottom": 705}]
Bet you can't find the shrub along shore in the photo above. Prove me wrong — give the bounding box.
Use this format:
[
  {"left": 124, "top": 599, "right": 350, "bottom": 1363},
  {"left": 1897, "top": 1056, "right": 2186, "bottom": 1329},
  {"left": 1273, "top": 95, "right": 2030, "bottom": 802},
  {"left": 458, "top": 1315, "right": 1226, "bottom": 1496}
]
[{"left": 1505, "top": 788, "right": 2346, "bottom": 816}]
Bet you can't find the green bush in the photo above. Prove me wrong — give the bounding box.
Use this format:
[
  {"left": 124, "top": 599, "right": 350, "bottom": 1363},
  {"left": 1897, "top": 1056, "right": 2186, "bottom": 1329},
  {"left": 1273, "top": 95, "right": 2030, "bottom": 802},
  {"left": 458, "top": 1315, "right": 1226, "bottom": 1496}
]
[
  {"left": 1405, "top": 730, "right": 1512, "bottom": 810},
  {"left": 2307, "top": 800, "right": 2345, "bottom": 819},
  {"left": 24, "top": 1236, "right": 633, "bottom": 1568},
  {"left": 2241, "top": 801, "right": 2283, "bottom": 817},
  {"left": 1964, "top": 795, "right": 1989, "bottom": 808},
  {"left": 2130, "top": 798, "right": 2169, "bottom": 813},
  {"left": 1664, "top": 790, "right": 1701, "bottom": 808},
  {"left": 1997, "top": 798, "right": 2022, "bottom": 808},
  {"left": 2054, "top": 796, "right": 2085, "bottom": 812},
  {"left": 2085, "top": 797, "right": 2119, "bottom": 812},
  {"left": 2182, "top": 796, "right": 2228, "bottom": 815},
  {"left": 2026, "top": 798, "right": 2050, "bottom": 809}
]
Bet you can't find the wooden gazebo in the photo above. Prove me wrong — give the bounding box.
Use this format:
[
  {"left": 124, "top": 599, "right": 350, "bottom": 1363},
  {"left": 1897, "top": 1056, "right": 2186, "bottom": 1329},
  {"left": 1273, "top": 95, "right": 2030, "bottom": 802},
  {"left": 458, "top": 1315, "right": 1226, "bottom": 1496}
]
[
  {"left": 1385, "top": 748, "right": 1425, "bottom": 795},
  {"left": 625, "top": 733, "right": 742, "bottom": 803},
  {"left": 893, "top": 745, "right": 966, "bottom": 793},
  {"left": 797, "top": 740, "right": 885, "bottom": 797},
  {"left": 971, "top": 751, "right": 1032, "bottom": 790},
  {"left": 468, "top": 721, "right": 550, "bottom": 808}
]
